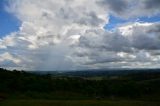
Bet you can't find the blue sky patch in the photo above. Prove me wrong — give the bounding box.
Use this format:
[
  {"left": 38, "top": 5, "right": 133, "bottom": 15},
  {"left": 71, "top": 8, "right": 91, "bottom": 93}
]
[
  {"left": 0, "top": 0, "right": 21, "bottom": 38},
  {"left": 105, "top": 15, "right": 160, "bottom": 30},
  {"left": 104, "top": 15, "right": 128, "bottom": 30},
  {"left": 137, "top": 15, "right": 160, "bottom": 23}
]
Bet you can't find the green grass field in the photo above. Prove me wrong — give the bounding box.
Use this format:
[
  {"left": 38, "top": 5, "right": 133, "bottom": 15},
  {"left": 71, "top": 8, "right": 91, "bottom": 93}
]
[{"left": 0, "top": 100, "right": 160, "bottom": 106}]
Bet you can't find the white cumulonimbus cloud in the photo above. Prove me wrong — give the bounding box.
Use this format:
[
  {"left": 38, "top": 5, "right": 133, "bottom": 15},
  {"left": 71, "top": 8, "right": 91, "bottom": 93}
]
[{"left": 0, "top": 0, "right": 160, "bottom": 70}]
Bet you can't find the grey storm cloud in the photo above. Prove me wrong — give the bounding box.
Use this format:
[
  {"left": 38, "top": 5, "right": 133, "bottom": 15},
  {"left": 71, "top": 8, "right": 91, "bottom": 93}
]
[
  {"left": 78, "top": 30, "right": 130, "bottom": 52},
  {"left": 143, "top": 0, "right": 160, "bottom": 9},
  {"left": 97, "top": 0, "right": 160, "bottom": 18},
  {"left": 71, "top": 22, "right": 160, "bottom": 68},
  {"left": 97, "top": 0, "right": 128, "bottom": 15},
  {"left": 129, "top": 23, "right": 160, "bottom": 50},
  {"left": 78, "top": 23, "right": 160, "bottom": 53}
]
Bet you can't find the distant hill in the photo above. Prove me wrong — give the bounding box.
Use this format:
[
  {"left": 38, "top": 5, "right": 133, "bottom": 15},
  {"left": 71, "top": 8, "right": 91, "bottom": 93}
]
[{"left": 29, "top": 68, "right": 160, "bottom": 77}]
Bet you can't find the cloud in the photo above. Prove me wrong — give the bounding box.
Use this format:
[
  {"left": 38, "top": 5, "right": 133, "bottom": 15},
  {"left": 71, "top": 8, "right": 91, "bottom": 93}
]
[
  {"left": 70, "top": 22, "right": 160, "bottom": 69},
  {"left": 97, "top": 0, "right": 160, "bottom": 18},
  {"left": 97, "top": 0, "right": 129, "bottom": 15},
  {"left": 0, "top": 52, "right": 21, "bottom": 68},
  {"left": 143, "top": 0, "right": 160, "bottom": 10},
  {"left": 0, "top": 0, "right": 160, "bottom": 70},
  {"left": 0, "top": 0, "right": 107, "bottom": 70}
]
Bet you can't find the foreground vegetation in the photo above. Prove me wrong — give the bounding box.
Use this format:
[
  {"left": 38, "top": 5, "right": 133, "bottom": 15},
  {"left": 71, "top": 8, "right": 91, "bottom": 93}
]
[
  {"left": 0, "top": 100, "right": 160, "bottom": 106},
  {"left": 0, "top": 68, "right": 160, "bottom": 105}
]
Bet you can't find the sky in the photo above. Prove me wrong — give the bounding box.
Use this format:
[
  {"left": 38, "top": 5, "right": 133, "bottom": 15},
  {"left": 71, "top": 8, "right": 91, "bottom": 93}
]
[
  {"left": 0, "top": 0, "right": 160, "bottom": 71},
  {"left": 0, "top": 0, "right": 20, "bottom": 37}
]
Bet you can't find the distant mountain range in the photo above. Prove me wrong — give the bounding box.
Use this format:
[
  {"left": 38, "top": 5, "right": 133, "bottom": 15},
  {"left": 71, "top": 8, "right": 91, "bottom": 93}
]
[{"left": 29, "top": 68, "right": 160, "bottom": 77}]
